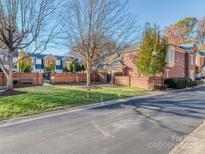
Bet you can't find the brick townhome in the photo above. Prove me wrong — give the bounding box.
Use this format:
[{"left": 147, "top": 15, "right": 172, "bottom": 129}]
[
  {"left": 0, "top": 52, "right": 76, "bottom": 73},
  {"left": 196, "top": 50, "right": 205, "bottom": 72},
  {"left": 104, "top": 43, "right": 198, "bottom": 80},
  {"left": 165, "top": 43, "right": 197, "bottom": 80}
]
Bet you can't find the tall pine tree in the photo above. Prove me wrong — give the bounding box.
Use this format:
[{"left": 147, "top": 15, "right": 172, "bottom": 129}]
[{"left": 137, "top": 23, "right": 168, "bottom": 76}]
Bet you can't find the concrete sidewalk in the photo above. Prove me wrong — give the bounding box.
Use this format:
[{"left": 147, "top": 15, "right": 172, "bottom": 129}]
[{"left": 170, "top": 121, "right": 205, "bottom": 154}]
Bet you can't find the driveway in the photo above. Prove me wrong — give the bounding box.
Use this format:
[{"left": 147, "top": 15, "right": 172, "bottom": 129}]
[{"left": 0, "top": 87, "right": 205, "bottom": 154}]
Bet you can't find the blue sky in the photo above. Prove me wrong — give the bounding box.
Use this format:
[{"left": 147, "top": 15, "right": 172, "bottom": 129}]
[
  {"left": 51, "top": 0, "right": 205, "bottom": 55},
  {"left": 128, "top": 0, "right": 205, "bottom": 28}
]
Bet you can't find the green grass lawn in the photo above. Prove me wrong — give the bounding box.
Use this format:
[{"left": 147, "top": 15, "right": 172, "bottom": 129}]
[{"left": 0, "top": 85, "right": 149, "bottom": 120}]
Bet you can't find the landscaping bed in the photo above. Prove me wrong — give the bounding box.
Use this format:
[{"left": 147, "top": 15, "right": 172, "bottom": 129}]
[
  {"left": 0, "top": 90, "right": 27, "bottom": 96},
  {"left": 0, "top": 85, "right": 148, "bottom": 120}
]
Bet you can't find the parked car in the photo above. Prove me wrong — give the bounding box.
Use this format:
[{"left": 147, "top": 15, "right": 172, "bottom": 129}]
[{"left": 196, "top": 72, "right": 205, "bottom": 80}]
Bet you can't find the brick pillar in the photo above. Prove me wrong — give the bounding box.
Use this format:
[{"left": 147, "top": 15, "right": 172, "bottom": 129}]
[
  {"left": 76, "top": 74, "right": 79, "bottom": 83},
  {"left": 129, "top": 76, "right": 131, "bottom": 86},
  {"left": 185, "top": 52, "right": 189, "bottom": 77},
  {"left": 37, "top": 72, "right": 39, "bottom": 85}
]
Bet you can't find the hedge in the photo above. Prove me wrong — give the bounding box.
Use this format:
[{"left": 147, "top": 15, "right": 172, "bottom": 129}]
[{"left": 164, "top": 77, "right": 192, "bottom": 89}]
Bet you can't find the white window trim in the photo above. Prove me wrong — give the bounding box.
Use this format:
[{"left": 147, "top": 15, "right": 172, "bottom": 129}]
[
  {"left": 13, "top": 57, "right": 18, "bottom": 63},
  {"left": 189, "top": 70, "right": 195, "bottom": 81},
  {"left": 168, "top": 49, "right": 175, "bottom": 66},
  {"left": 36, "top": 59, "right": 42, "bottom": 65},
  {"left": 191, "top": 55, "right": 194, "bottom": 65},
  {"left": 56, "top": 60, "right": 61, "bottom": 65},
  {"left": 31, "top": 58, "right": 35, "bottom": 63}
]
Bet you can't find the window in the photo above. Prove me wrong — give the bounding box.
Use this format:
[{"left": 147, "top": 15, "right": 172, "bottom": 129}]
[
  {"left": 0, "top": 55, "right": 3, "bottom": 60},
  {"left": 36, "top": 59, "right": 42, "bottom": 65},
  {"left": 191, "top": 55, "right": 194, "bottom": 65},
  {"left": 166, "top": 69, "right": 170, "bottom": 78},
  {"left": 168, "top": 49, "right": 175, "bottom": 66},
  {"left": 56, "top": 60, "right": 61, "bottom": 65},
  {"left": 13, "top": 57, "right": 18, "bottom": 63}
]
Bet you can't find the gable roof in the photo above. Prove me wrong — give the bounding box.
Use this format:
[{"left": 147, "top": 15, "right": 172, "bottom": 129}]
[
  {"left": 29, "top": 53, "right": 66, "bottom": 60},
  {"left": 198, "top": 51, "right": 205, "bottom": 57},
  {"left": 177, "top": 43, "right": 196, "bottom": 52},
  {"left": 30, "top": 53, "right": 47, "bottom": 59},
  {"left": 54, "top": 55, "right": 64, "bottom": 60},
  {"left": 121, "top": 45, "right": 140, "bottom": 54}
]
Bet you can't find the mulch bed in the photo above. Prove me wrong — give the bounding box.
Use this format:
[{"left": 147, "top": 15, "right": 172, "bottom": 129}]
[{"left": 0, "top": 90, "right": 27, "bottom": 97}]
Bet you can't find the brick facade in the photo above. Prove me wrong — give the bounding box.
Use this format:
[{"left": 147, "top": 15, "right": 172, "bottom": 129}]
[
  {"left": 121, "top": 50, "right": 139, "bottom": 77},
  {"left": 165, "top": 46, "right": 196, "bottom": 80},
  {"left": 113, "top": 44, "right": 198, "bottom": 88},
  {"left": 196, "top": 52, "right": 205, "bottom": 72},
  {"left": 120, "top": 44, "right": 196, "bottom": 80}
]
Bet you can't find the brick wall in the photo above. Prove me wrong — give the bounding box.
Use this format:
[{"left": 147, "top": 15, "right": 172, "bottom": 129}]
[
  {"left": 51, "top": 73, "right": 86, "bottom": 84},
  {"left": 0, "top": 73, "right": 5, "bottom": 86},
  {"left": 0, "top": 73, "right": 43, "bottom": 86},
  {"left": 130, "top": 77, "right": 150, "bottom": 89},
  {"left": 114, "top": 76, "right": 130, "bottom": 86},
  {"left": 114, "top": 76, "right": 163, "bottom": 89},
  {"left": 165, "top": 49, "right": 196, "bottom": 80},
  {"left": 50, "top": 72, "right": 108, "bottom": 84},
  {"left": 165, "top": 50, "right": 186, "bottom": 78},
  {"left": 196, "top": 56, "right": 205, "bottom": 69}
]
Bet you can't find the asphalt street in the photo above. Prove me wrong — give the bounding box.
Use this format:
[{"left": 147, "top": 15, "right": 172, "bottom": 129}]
[{"left": 0, "top": 87, "right": 205, "bottom": 154}]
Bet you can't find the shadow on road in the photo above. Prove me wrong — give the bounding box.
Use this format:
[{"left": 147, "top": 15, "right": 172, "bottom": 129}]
[{"left": 90, "top": 87, "right": 205, "bottom": 135}]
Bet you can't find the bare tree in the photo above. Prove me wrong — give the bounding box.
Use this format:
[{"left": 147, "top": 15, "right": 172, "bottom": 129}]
[
  {"left": 62, "top": 0, "right": 137, "bottom": 97},
  {"left": 0, "top": 0, "right": 60, "bottom": 90}
]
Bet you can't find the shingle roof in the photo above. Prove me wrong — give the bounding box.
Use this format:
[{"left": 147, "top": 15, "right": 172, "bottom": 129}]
[
  {"left": 121, "top": 45, "right": 140, "bottom": 54},
  {"left": 108, "top": 57, "right": 123, "bottom": 68},
  {"left": 198, "top": 51, "right": 205, "bottom": 56},
  {"left": 177, "top": 43, "right": 195, "bottom": 52},
  {"left": 30, "top": 53, "right": 47, "bottom": 59},
  {"left": 54, "top": 55, "right": 64, "bottom": 60},
  {"left": 29, "top": 53, "right": 65, "bottom": 60}
]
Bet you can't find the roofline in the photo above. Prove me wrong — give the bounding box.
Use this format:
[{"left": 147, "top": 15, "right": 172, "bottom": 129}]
[
  {"left": 121, "top": 48, "right": 139, "bottom": 54},
  {"left": 169, "top": 44, "right": 195, "bottom": 54}
]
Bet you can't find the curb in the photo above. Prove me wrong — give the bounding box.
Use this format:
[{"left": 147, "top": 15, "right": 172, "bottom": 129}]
[
  {"left": 0, "top": 91, "right": 166, "bottom": 128},
  {"left": 0, "top": 85, "right": 204, "bottom": 128},
  {"left": 169, "top": 121, "right": 205, "bottom": 154}
]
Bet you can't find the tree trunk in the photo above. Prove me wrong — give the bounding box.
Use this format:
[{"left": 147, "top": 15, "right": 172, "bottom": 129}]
[
  {"left": 86, "top": 63, "right": 91, "bottom": 98},
  {"left": 7, "top": 53, "right": 14, "bottom": 91}
]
